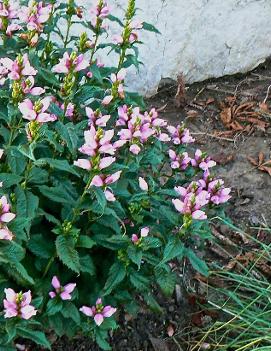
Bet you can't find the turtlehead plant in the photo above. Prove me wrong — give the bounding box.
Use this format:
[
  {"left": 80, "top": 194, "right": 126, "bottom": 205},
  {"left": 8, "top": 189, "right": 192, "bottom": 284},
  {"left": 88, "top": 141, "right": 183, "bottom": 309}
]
[{"left": 0, "top": 0, "right": 231, "bottom": 349}]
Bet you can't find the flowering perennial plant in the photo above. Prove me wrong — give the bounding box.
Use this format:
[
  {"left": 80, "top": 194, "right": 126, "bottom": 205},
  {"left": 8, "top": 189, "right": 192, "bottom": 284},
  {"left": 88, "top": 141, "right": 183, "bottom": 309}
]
[{"left": 0, "top": 0, "right": 231, "bottom": 349}]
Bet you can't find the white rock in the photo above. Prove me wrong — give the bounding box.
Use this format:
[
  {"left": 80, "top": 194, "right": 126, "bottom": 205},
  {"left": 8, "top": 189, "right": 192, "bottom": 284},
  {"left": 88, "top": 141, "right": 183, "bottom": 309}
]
[{"left": 74, "top": 0, "right": 271, "bottom": 96}]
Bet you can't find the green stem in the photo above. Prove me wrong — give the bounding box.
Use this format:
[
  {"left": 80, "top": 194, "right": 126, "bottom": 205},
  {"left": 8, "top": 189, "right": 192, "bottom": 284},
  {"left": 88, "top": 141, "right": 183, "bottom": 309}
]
[
  {"left": 42, "top": 255, "right": 56, "bottom": 279},
  {"left": 64, "top": 17, "right": 72, "bottom": 48},
  {"left": 70, "top": 175, "right": 93, "bottom": 224},
  {"left": 41, "top": 175, "right": 93, "bottom": 279}
]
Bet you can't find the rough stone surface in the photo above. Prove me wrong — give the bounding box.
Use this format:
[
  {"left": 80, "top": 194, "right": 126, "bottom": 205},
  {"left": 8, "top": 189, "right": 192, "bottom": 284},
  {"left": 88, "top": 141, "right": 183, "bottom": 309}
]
[{"left": 77, "top": 0, "right": 271, "bottom": 95}]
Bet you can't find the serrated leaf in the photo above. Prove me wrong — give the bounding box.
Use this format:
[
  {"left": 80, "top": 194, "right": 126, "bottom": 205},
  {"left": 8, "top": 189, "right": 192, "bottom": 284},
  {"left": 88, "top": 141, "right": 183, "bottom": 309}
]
[
  {"left": 161, "top": 237, "right": 184, "bottom": 265},
  {"left": 0, "top": 173, "right": 22, "bottom": 188},
  {"left": 46, "top": 299, "right": 63, "bottom": 316},
  {"left": 28, "top": 234, "right": 55, "bottom": 259},
  {"left": 56, "top": 235, "right": 80, "bottom": 273},
  {"left": 28, "top": 167, "right": 49, "bottom": 184},
  {"left": 127, "top": 246, "right": 142, "bottom": 268},
  {"left": 155, "top": 267, "right": 176, "bottom": 296},
  {"left": 92, "top": 187, "right": 107, "bottom": 213},
  {"left": 95, "top": 329, "right": 111, "bottom": 351},
  {"left": 54, "top": 122, "right": 79, "bottom": 156},
  {"left": 103, "top": 262, "right": 126, "bottom": 295},
  {"left": 12, "top": 262, "right": 34, "bottom": 285},
  {"left": 79, "top": 254, "right": 95, "bottom": 275},
  {"left": 185, "top": 249, "right": 209, "bottom": 277},
  {"left": 77, "top": 236, "right": 96, "bottom": 249},
  {"left": 15, "top": 186, "right": 39, "bottom": 220},
  {"left": 39, "top": 185, "right": 76, "bottom": 205},
  {"left": 17, "top": 327, "right": 51, "bottom": 349},
  {"left": 35, "top": 158, "right": 79, "bottom": 176},
  {"left": 129, "top": 270, "right": 149, "bottom": 291},
  {"left": 61, "top": 302, "right": 81, "bottom": 325}
]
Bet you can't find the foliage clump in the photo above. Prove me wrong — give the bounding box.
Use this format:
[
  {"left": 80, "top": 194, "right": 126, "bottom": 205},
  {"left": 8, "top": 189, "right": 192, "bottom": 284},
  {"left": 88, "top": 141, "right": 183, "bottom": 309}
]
[{"left": 0, "top": 0, "right": 230, "bottom": 349}]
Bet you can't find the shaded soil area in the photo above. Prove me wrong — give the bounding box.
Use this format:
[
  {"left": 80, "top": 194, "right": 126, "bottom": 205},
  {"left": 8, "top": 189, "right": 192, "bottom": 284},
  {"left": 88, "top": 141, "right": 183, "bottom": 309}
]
[{"left": 29, "top": 59, "right": 271, "bottom": 351}]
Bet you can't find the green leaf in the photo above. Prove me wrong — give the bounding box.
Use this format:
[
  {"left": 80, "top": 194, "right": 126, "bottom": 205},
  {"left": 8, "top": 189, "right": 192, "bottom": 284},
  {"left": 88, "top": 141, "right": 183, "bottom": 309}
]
[
  {"left": 46, "top": 299, "right": 63, "bottom": 316},
  {"left": 54, "top": 122, "right": 79, "bottom": 156},
  {"left": 17, "top": 327, "right": 51, "bottom": 349},
  {"left": 129, "top": 270, "right": 149, "bottom": 291},
  {"left": 0, "top": 174, "right": 22, "bottom": 188},
  {"left": 61, "top": 302, "right": 81, "bottom": 325},
  {"left": 35, "top": 158, "right": 79, "bottom": 176},
  {"left": 15, "top": 187, "right": 39, "bottom": 220},
  {"left": 155, "top": 267, "right": 176, "bottom": 296},
  {"left": 56, "top": 235, "right": 80, "bottom": 273},
  {"left": 39, "top": 67, "right": 60, "bottom": 87},
  {"left": 75, "top": 85, "right": 103, "bottom": 103},
  {"left": 77, "top": 236, "right": 96, "bottom": 249},
  {"left": 6, "top": 147, "right": 27, "bottom": 175},
  {"left": 4, "top": 241, "right": 25, "bottom": 262},
  {"left": 11, "top": 261, "right": 34, "bottom": 285},
  {"left": 28, "top": 167, "right": 49, "bottom": 184},
  {"left": 143, "top": 292, "right": 163, "bottom": 313},
  {"left": 185, "top": 249, "right": 209, "bottom": 277},
  {"left": 107, "top": 14, "right": 124, "bottom": 27},
  {"left": 92, "top": 187, "right": 107, "bottom": 213},
  {"left": 142, "top": 21, "right": 161, "bottom": 34},
  {"left": 80, "top": 254, "right": 95, "bottom": 275},
  {"left": 39, "top": 185, "right": 76, "bottom": 205},
  {"left": 95, "top": 329, "right": 111, "bottom": 350},
  {"left": 103, "top": 262, "right": 126, "bottom": 295},
  {"left": 161, "top": 237, "right": 184, "bottom": 265},
  {"left": 127, "top": 246, "right": 143, "bottom": 268},
  {"left": 28, "top": 234, "right": 55, "bottom": 259},
  {"left": 143, "top": 237, "right": 162, "bottom": 250}
]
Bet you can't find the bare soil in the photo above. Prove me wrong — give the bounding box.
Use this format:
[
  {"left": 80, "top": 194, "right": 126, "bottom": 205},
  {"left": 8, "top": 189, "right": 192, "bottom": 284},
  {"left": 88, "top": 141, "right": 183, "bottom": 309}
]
[{"left": 30, "top": 59, "right": 271, "bottom": 351}]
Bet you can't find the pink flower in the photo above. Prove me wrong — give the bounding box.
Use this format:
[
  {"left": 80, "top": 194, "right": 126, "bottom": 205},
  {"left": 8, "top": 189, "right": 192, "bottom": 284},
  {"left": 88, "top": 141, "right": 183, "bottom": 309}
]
[
  {"left": 21, "top": 76, "right": 45, "bottom": 96},
  {"left": 102, "top": 95, "right": 113, "bottom": 105},
  {"left": 168, "top": 150, "right": 191, "bottom": 170},
  {"left": 90, "top": 171, "right": 122, "bottom": 187},
  {"left": 80, "top": 298, "right": 116, "bottom": 326},
  {"left": 104, "top": 189, "right": 116, "bottom": 202},
  {"left": 167, "top": 125, "right": 195, "bottom": 145},
  {"left": 207, "top": 179, "right": 231, "bottom": 205},
  {"left": 139, "top": 177, "right": 148, "bottom": 191},
  {"left": 3, "top": 289, "right": 37, "bottom": 320},
  {"left": 18, "top": 97, "right": 57, "bottom": 123},
  {"left": 74, "top": 156, "right": 115, "bottom": 171},
  {"left": 1, "top": 53, "right": 37, "bottom": 80},
  {"left": 79, "top": 126, "right": 115, "bottom": 157},
  {"left": 89, "top": 1, "right": 110, "bottom": 27},
  {"left": 132, "top": 227, "right": 150, "bottom": 244},
  {"left": 19, "top": 1, "right": 52, "bottom": 33},
  {"left": 130, "top": 144, "right": 141, "bottom": 155},
  {"left": 52, "top": 52, "right": 89, "bottom": 74},
  {"left": 0, "top": 226, "right": 13, "bottom": 241},
  {"left": 0, "top": 149, "right": 3, "bottom": 159},
  {"left": 6, "top": 23, "right": 21, "bottom": 36},
  {"left": 172, "top": 190, "right": 209, "bottom": 220},
  {"left": 49, "top": 276, "right": 76, "bottom": 301},
  {"left": 0, "top": 196, "right": 15, "bottom": 224},
  {"left": 64, "top": 103, "right": 75, "bottom": 118},
  {"left": 74, "top": 159, "right": 92, "bottom": 170},
  {"left": 86, "top": 107, "right": 110, "bottom": 127},
  {"left": 191, "top": 149, "right": 216, "bottom": 170},
  {"left": 0, "top": 1, "right": 18, "bottom": 19},
  {"left": 111, "top": 68, "right": 126, "bottom": 83}
]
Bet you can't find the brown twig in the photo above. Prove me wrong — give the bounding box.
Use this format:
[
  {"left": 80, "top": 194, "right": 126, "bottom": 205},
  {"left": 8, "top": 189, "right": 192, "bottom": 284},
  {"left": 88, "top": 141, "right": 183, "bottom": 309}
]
[
  {"left": 191, "top": 132, "right": 235, "bottom": 142},
  {"left": 238, "top": 159, "right": 271, "bottom": 177}
]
